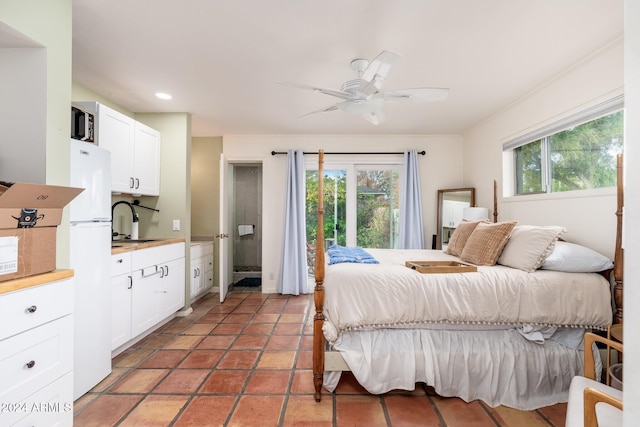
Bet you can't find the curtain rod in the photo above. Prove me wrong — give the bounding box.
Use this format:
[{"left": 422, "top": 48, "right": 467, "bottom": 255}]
[{"left": 271, "top": 150, "right": 426, "bottom": 156}]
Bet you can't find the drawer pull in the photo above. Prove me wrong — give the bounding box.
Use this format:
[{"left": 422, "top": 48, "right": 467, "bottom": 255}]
[
  {"left": 25, "top": 360, "right": 36, "bottom": 369},
  {"left": 26, "top": 305, "right": 38, "bottom": 314},
  {"left": 117, "top": 258, "right": 123, "bottom": 263}
]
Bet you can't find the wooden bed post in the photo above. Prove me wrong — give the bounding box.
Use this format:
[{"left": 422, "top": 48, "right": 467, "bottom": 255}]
[
  {"left": 613, "top": 154, "right": 623, "bottom": 324},
  {"left": 313, "top": 150, "right": 326, "bottom": 401},
  {"left": 493, "top": 179, "right": 498, "bottom": 223}
]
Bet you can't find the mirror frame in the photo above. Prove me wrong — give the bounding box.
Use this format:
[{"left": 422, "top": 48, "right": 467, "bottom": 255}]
[{"left": 435, "top": 187, "right": 475, "bottom": 250}]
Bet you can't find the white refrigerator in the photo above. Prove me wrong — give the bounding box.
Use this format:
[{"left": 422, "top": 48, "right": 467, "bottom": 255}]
[{"left": 69, "top": 138, "right": 112, "bottom": 400}]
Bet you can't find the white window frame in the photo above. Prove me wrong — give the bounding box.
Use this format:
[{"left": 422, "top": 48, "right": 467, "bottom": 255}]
[{"left": 502, "top": 95, "right": 624, "bottom": 197}]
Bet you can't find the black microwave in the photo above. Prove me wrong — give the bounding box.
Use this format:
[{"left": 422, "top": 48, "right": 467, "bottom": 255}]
[{"left": 71, "top": 104, "right": 95, "bottom": 143}]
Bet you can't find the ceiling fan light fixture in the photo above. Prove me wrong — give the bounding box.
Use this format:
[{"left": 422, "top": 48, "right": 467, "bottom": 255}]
[{"left": 338, "top": 98, "right": 384, "bottom": 114}]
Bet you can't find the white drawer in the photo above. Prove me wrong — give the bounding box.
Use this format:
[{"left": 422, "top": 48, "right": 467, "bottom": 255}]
[
  {"left": 0, "top": 371, "right": 73, "bottom": 427},
  {"left": 111, "top": 252, "right": 132, "bottom": 277},
  {"left": 0, "top": 315, "right": 73, "bottom": 404},
  {"left": 132, "top": 242, "right": 185, "bottom": 270},
  {"left": 191, "top": 241, "right": 213, "bottom": 258},
  {"left": 204, "top": 254, "right": 214, "bottom": 272},
  {"left": 0, "top": 279, "right": 73, "bottom": 340}
]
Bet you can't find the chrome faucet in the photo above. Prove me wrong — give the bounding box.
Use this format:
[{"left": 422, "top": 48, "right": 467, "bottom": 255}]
[{"left": 111, "top": 201, "right": 139, "bottom": 240}]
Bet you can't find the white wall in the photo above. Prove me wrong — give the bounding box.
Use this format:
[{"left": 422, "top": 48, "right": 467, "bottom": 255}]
[
  {"left": 623, "top": 0, "right": 639, "bottom": 422},
  {"left": 462, "top": 39, "right": 624, "bottom": 258},
  {"left": 223, "top": 134, "right": 463, "bottom": 293}
]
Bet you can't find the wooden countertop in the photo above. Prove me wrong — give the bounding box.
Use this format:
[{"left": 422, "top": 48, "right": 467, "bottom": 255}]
[
  {"left": 111, "top": 238, "right": 186, "bottom": 255},
  {"left": 0, "top": 269, "right": 74, "bottom": 295}
]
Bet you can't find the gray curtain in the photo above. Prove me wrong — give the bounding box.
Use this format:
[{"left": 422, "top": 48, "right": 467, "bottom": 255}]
[
  {"left": 277, "top": 149, "right": 308, "bottom": 295},
  {"left": 398, "top": 149, "right": 425, "bottom": 249}
]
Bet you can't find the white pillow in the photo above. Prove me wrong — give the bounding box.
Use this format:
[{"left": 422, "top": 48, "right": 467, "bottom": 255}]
[
  {"left": 540, "top": 241, "right": 613, "bottom": 273},
  {"left": 498, "top": 225, "right": 566, "bottom": 272}
]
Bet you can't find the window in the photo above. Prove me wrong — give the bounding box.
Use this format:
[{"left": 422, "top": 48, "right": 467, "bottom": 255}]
[
  {"left": 505, "top": 97, "right": 624, "bottom": 195},
  {"left": 306, "top": 161, "right": 401, "bottom": 249}
]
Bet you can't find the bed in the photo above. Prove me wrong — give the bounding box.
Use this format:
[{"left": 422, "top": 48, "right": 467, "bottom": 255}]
[{"left": 312, "top": 150, "right": 624, "bottom": 410}]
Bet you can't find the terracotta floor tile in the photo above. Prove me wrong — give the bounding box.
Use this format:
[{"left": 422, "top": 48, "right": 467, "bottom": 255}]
[
  {"left": 487, "top": 405, "right": 552, "bottom": 427},
  {"left": 273, "top": 322, "right": 303, "bottom": 335},
  {"left": 73, "top": 394, "right": 143, "bottom": 426},
  {"left": 251, "top": 313, "right": 280, "bottom": 323},
  {"left": 537, "top": 403, "right": 567, "bottom": 426},
  {"left": 384, "top": 395, "right": 441, "bottom": 426},
  {"left": 335, "top": 395, "right": 387, "bottom": 427},
  {"left": 113, "top": 348, "right": 154, "bottom": 367},
  {"left": 300, "top": 335, "right": 314, "bottom": 350},
  {"left": 243, "top": 322, "right": 275, "bottom": 335},
  {"left": 244, "top": 370, "right": 291, "bottom": 394},
  {"left": 197, "top": 334, "right": 236, "bottom": 349},
  {"left": 282, "top": 395, "right": 333, "bottom": 427},
  {"left": 182, "top": 323, "right": 216, "bottom": 335},
  {"left": 266, "top": 334, "right": 300, "bottom": 350},
  {"left": 290, "top": 369, "right": 316, "bottom": 394},
  {"left": 138, "top": 349, "right": 189, "bottom": 368},
  {"left": 226, "top": 395, "right": 284, "bottom": 427},
  {"left": 279, "top": 313, "right": 305, "bottom": 323},
  {"left": 195, "top": 313, "right": 226, "bottom": 323},
  {"left": 231, "top": 334, "right": 269, "bottom": 350},
  {"left": 153, "top": 369, "right": 209, "bottom": 394},
  {"left": 211, "top": 323, "right": 245, "bottom": 335},
  {"left": 163, "top": 335, "right": 204, "bottom": 350},
  {"left": 178, "top": 349, "right": 224, "bottom": 368},
  {"left": 233, "top": 304, "right": 261, "bottom": 314},
  {"left": 161, "top": 322, "right": 190, "bottom": 334},
  {"left": 173, "top": 396, "right": 237, "bottom": 427},
  {"left": 88, "top": 367, "right": 129, "bottom": 393},
  {"left": 118, "top": 395, "right": 188, "bottom": 427},
  {"left": 199, "top": 370, "right": 250, "bottom": 394},
  {"left": 73, "top": 393, "right": 98, "bottom": 415},
  {"left": 136, "top": 333, "right": 175, "bottom": 349},
  {"left": 217, "top": 350, "right": 261, "bottom": 369},
  {"left": 110, "top": 369, "right": 168, "bottom": 393},
  {"left": 333, "top": 372, "right": 369, "bottom": 394},
  {"left": 296, "top": 350, "right": 313, "bottom": 369},
  {"left": 257, "top": 351, "right": 296, "bottom": 369},
  {"left": 207, "top": 305, "right": 236, "bottom": 314},
  {"left": 223, "top": 313, "right": 253, "bottom": 323},
  {"left": 432, "top": 396, "right": 497, "bottom": 426}
]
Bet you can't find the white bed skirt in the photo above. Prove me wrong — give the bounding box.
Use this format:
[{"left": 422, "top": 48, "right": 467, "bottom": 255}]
[{"left": 323, "top": 328, "right": 592, "bottom": 411}]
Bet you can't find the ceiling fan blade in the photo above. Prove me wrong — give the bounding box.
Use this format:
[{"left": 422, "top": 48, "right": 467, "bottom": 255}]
[
  {"left": 278, "top": 81, "right": 353, "bottom": 101},
  {"left": 359, "top": 50, "right": 402, "bottom": 95},
  {"left": 362, "top": 110, "right": 385, "bottom": 125},
  {"left": 381, "top": 87, "right": 449, "bottom": 103},
  {"left": 299, "top": 104, "right": 339, "bottom": 118}
]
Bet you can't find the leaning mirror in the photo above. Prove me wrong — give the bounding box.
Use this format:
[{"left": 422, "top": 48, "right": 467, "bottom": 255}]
[{"left": 435, "top": 188, "right": 475, "bottom": 250}]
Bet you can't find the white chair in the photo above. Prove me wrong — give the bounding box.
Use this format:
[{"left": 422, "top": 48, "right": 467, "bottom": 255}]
[{"left": 565, "top": 332, "right": 623, "bottom": 427}]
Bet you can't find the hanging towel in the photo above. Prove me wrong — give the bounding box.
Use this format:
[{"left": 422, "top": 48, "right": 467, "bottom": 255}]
[{"left": 238, "top": 225, "right": 254, "bottom": 236}]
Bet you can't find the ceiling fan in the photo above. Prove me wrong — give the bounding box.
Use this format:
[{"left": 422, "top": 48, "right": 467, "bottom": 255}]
[{"left": 279, "top": 50, "right": 449, "bottom": 125}]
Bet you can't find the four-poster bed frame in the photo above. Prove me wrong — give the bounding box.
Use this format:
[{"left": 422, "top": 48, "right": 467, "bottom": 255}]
[{"left": 311, "top": 150, "right": 624, "bottom": 403}]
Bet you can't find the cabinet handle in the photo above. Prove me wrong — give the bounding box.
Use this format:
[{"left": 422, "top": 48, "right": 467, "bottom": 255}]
[
  {"left": 130, "top": 177, "right": 135, "bottom": 189},
  {"left": 160, "top": 266, "right": 165, "bottom": 278},
  {"left": 135, "top": 178, "right": 140, "bottom": 189},
  {"left": 25, "top": 360, "right": 36, "bottom": 369},
  {"left": 117, "top": 258, "right": 123, "bottom": 263},
  {"left": 164, "top": 265, "right": 169, "bottom": 277},
  {"left": 26, "top": 305, "right": 37, "bottom": 314},
  {"left": 128, "top": 276, "right": 133, "bottom": 290}
]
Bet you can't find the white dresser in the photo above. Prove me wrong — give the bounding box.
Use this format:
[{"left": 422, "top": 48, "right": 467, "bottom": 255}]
[{"left": 0, "top": 271, "right": 74, "bottom": 427}]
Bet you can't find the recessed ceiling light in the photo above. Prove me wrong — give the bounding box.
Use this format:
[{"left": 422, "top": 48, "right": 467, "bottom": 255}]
[{"left": 155, "top": 92, "right": 172, "bottom": 100}]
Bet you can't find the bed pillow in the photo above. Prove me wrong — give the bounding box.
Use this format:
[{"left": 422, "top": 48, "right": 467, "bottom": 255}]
[
  {"left": 444, "top": 220, "right": 486, "bottom": 257},
  {"left": 540, "top": 241, "right": 613, "bottom": 272},
  {"left": 497, "top": 225, "right": 567, "bottom": 272},
  {"left": 460, "top": 221, "right": 518, "bottom": 266}
]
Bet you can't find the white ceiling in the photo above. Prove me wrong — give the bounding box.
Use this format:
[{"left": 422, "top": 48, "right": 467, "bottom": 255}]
[{"left": 71, "top": 0, "right": 623, "bottom": 137}]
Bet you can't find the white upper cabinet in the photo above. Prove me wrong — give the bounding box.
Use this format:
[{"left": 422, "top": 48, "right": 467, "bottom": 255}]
[{"left": 81, "top": 102, "right": 161, "bottom": 196}]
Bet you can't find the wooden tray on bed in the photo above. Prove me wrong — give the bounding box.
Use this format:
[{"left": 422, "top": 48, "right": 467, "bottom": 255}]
[{"left": 405, "top": 260, "right": 477, "bottom": 274}]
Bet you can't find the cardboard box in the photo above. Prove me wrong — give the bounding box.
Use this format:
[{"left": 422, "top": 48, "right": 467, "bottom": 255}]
[{"left": 0, "top": 182, "right": 83, "bottom": 282}]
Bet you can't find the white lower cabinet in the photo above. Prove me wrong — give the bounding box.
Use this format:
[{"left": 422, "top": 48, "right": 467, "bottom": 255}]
[
  {"left": 0, "top": 276, "right": 74, "bottom": 427},
  {"left": 190, "top": 241, "right": 214, "bottom": 301},
  {"left": 111, "top": 242, "right": 185, "bottom": 353}
]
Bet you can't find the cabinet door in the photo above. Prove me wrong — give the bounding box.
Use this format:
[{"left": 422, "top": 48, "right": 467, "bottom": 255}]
[
  {"left": 98, "top": 105, "right": 135, "bottom": 194},
  {"left": 133, "top": 122, "right": 161, "bottom": 196},
  {"left": 160, "top": 257, "right": 186, "bottom": 317},
  {"left": 190, "top": 255, "right": 202, "bottom": 298},
  {"left": 111, "top": 273, "right": 132, "bottom": 351},
  {"left": 131, "top": 268, "right": 161, "bottom": 337}
]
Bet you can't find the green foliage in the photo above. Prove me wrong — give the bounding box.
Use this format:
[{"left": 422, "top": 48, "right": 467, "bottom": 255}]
[{"left": 514, "top": 111, "right": 623, "bottom": 194}]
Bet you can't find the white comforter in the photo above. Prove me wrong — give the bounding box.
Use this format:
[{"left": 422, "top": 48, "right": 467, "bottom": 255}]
[{"left": 322, "top": 249, "right": 612, "bottom": 343}]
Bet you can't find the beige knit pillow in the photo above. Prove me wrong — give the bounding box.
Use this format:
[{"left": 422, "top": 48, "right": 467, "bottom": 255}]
[
  {"left": 444, "top": 220, "right": 486, "bottom": 257},
  {"left": 460, "top": 221, "right": 518, "bottom": 266}
]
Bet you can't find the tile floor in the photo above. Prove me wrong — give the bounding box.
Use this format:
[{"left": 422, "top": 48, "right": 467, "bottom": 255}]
[{"left": 73, "top": 290, "right": 567, "bottom": 426}]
